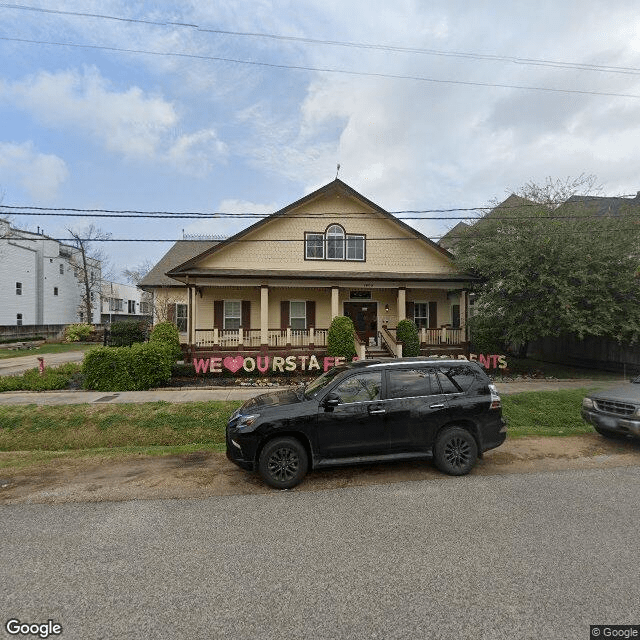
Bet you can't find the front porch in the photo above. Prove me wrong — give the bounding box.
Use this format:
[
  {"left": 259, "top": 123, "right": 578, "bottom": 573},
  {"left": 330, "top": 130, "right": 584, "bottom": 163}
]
[{"left": 182, "top": 281, "right": 470, "bottom": 359}]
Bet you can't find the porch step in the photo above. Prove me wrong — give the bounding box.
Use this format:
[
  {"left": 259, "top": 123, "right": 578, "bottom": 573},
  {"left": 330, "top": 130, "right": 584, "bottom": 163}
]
[{"left": 365, "top": 347, "right": 394, "bottom": 358}]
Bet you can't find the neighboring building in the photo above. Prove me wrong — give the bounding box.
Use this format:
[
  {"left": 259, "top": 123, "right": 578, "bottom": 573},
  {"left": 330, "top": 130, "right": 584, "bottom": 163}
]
[
  {"left": 141, "top": 179, "right": 476, "bottom": 358},
  {"left": 100, "top": 281, "right": 153, "bottom": 324},
  {"left": 0, "top": 218, "right": 101, "bottom": 326}
]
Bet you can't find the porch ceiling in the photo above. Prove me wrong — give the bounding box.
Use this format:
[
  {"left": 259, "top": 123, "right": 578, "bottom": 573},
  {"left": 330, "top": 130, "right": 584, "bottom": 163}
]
[{"left": 168, "top": 268, "right": 477, "bottom": 289}]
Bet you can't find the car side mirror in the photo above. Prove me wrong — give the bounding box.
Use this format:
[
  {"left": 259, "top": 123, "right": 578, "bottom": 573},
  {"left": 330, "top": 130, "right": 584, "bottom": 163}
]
[{"left": 323, "top": 393, "right": 340, "bottom": 410}]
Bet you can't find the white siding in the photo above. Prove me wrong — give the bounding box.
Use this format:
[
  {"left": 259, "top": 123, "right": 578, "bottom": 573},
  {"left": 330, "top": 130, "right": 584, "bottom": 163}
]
[{"left": 0, "top": 221, "right": 102, "bottom": 326}]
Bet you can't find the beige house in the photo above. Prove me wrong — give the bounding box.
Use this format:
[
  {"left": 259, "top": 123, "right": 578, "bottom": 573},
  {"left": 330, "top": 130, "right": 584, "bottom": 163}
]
[{"left": 141, "top": 179, "right": 475, "bottom": 358}]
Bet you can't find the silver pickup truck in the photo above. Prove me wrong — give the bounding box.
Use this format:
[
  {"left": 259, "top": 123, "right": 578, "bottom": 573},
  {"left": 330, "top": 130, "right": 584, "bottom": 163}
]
[{"left": 582, "top": 376, "right": 640, "bottom": 439}]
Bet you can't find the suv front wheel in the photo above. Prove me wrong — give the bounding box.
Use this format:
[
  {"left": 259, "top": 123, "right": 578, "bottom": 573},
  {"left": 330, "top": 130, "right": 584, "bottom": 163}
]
[
  {"left": 433, "top": 427, "right": 478, "bottom": 476},
  {"left": 258, "top": 437, "right": 309, "bottom": 489}
]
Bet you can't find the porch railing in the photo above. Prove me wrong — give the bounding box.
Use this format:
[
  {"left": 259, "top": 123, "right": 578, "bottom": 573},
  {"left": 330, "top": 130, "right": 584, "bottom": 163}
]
[
  {"left": 419, "top": 327, "right": 465, "bottom": 345},
  {"left": 194, "top": 328, "right": 328, "bottom": 349},
  {"left": 380, "top": 326, "right": 403, "bottom": 358}
]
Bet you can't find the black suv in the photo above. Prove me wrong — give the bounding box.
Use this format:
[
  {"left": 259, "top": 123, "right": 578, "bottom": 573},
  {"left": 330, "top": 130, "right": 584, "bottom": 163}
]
[{"left": 226, "top": 358, "right": 507, "bottom": 489}]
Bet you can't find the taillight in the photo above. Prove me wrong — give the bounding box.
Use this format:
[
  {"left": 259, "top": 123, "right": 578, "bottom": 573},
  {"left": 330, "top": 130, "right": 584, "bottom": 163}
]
[{"left": 489, "top": 384, "right": 501, "bottom": 409}]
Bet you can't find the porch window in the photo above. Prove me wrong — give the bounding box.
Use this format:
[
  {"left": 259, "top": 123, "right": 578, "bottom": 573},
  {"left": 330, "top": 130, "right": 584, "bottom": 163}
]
[
  {"left": 326, "top": 225, "right": 345, "bottom": 260},
  {"left": 451, "top": 304, "right": 461, "bottom": 328},
  {"left": 176, "top": 304, "right": 188, "bottom": 332},
  {"left": 414, "top": 303, "right": 429, "bottom": 329},
  {"left": 224, "top": 301, "right": 241, "bottom": 330},
  {"left": 346, "top": 235, "right": 365, "bottom": 261},
  {"left": 290, "top": 301, "right": 306, "bottom": 330},
  {"left": 305, "top": 233, "right": 324, "bottom": 259}
]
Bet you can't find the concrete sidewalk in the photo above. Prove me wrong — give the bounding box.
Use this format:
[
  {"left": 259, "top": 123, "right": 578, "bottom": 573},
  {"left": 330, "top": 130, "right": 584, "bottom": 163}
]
[
  {"left": 0, "top": 350, "right": 87, "bottom": 377},
  {"left": 0, "top": 379, "right": 617, "bottom": 406}
]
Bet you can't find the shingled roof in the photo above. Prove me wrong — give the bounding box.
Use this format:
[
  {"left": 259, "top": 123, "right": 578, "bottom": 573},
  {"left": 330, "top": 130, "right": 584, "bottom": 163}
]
[{"left": 139, "top": 240, "right": 220, "bottom": 288}]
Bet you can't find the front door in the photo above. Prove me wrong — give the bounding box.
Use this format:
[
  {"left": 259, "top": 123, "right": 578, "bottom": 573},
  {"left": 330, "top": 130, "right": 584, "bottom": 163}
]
[{"left": 343, "top": 301, "right": 378, "bottom": 342}]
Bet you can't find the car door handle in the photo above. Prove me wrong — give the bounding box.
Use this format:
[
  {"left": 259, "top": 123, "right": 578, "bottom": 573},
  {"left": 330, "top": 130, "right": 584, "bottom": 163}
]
[
  {"left": 368, "top": 408, "right": 386, "bottom": 414},
  {"left": 429, "top": 403, "right": 445, "bottom": 409}
]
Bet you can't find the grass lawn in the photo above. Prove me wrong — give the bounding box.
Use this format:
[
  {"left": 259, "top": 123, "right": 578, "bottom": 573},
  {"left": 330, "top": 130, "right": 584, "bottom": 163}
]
[
  {"left": 0, "top": 343, "right": 94, "bottom": 360},
  {"left": 502, "top": 388, "right": 594, "bottom": 438},
  {"left": 0, "top": 390, "right": 598, "bottom": 469}
]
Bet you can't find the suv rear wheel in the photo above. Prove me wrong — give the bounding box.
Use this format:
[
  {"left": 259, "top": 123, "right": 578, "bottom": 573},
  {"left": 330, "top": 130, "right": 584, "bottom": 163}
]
[
  {"left": 258, "top": 437, "right": 308, "bottom": 489},
  {"left": 433, "top": 426, "right": 478, "bottom": 476}
]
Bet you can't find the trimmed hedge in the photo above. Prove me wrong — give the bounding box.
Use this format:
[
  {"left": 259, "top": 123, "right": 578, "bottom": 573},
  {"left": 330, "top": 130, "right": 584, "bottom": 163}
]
[
  {"left": 327, "top": 316, "right": 356, "bottom": 359},
  {"left": 65, "top": 323, "right": 93, "bottom": 342},
  {"left": 82, "top": 343, "right": 174, "bottom": 391},
  {"left": 149, "top": 322, "right": 182, "bottom": 361},
  {"left": 396, "top": 319, "right": 420, "bottom": 357},
  {"left": 108, "top": 320, "right": 148, "bottom": 347}
]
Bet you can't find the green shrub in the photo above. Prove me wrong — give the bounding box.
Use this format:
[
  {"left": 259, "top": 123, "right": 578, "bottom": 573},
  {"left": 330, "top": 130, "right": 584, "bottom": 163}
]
[
  {"left": 109, "top": 320, "right": 148, "bottom": 347},
  {"left": 149, "top": 322, "right": 182, "bottom": 361},
  {"left": 65, "top": 323, "right": 93, "bottom": 342},
  {"left": 327, "top": 316, "right": 356, "bottom": 359},
  {"left": 83, "top": 343, "right": 173, "bottom": 391},
  {"left": 396, "top": 319, "right": 420, "bottom": 356},
  {"left": 468, "top": 314, "right": 506, "bottom": 353},
  {"left": 0, "top": 363, "right": 81, "bottom": 392}
]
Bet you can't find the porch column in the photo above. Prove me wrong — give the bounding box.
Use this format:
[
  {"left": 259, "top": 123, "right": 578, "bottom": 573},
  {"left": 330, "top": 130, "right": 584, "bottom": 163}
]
[
  {"left": 397, "top": 288, "right": 406, "bottom": 322},
  {"left": 192, "top": 287, "right": 199, "bottom": 347},
  {"left": 260, "top": 286, "right": 269, "bottom": 346},
  {"left": 460, "top": 290, "right": 467, "bottom": 341},
  {"left": 188, "top": 285, "right": 194, "bottom": 346},
  {"left": 331, "top": 287, "right": 339, "bottom": 319}
]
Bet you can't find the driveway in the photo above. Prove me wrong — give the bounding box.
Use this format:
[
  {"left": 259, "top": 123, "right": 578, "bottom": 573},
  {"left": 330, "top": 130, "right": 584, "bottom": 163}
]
[{"left": 0, "top": 350, "right": 87, "bottom": 376}]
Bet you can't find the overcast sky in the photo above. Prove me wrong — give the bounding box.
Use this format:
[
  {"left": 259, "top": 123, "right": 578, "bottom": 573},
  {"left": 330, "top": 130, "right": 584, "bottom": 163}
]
[{"left": 1, "top": 0, "right": 639, "bottom": 278}]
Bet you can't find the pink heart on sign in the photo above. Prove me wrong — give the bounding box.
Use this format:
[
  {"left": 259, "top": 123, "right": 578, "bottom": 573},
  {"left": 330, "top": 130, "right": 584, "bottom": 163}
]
[{"left": 223, "top": 356, "right": 244, "bottom": 373}]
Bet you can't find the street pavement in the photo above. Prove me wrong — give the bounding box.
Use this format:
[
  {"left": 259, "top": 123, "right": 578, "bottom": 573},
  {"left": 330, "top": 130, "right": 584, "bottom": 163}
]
[
  {"left": 0, "top": 378, "right": 618, "bottom": 405},
  {"left": 2, "top": 467, "right": 638, "bottom": 639}
]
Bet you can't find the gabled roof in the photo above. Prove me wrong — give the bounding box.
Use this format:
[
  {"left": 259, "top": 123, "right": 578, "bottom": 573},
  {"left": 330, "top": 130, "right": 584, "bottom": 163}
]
[
  {"left": 438, "top": 221, "right": 470, "bottom": 252},
  {"left": 139, "top": 240, "right": 220, "bottom": 288},
  {"left": 167, "top": 178, "right": 454, "bottom": 277}
]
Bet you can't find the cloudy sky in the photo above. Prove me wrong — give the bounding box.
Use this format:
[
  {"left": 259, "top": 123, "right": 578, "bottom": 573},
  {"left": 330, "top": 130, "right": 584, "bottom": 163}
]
[{"left": 1, "top": 0, "right": 639, "bottom": 277}]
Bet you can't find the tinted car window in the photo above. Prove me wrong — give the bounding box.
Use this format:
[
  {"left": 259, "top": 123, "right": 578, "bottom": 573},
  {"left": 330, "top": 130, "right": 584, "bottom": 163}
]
[
  {"left": 436, "top": 370, "right": 460, "bottom": 394},
  {"left": 334, "top": 372, "right": 382, "bottom": 403},
  {"left": 387, "top": 368, "right": 437, "bottom": 399},
  {"left": 446, "top": 366, "right": 478, "bottom": 391}
]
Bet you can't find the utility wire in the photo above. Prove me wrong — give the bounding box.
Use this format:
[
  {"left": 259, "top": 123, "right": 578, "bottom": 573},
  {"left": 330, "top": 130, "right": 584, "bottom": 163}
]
[
  {"left": 2, "top": 35, "right": 639, "bottom": 99},
  {"left": 2, "top": 2, "right": 640, "bottom": 77},
  {"left": 1, "top": 195, "right": 637, "bottom": 220}
]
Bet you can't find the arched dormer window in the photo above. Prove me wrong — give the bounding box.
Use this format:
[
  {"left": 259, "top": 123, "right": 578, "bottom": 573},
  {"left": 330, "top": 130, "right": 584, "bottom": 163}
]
[
  {"left": 326, "top": 224, "right": 345, "bottom": 260},
  {"left": 304, "top": 224, "right": 365, "bottom": 262}
]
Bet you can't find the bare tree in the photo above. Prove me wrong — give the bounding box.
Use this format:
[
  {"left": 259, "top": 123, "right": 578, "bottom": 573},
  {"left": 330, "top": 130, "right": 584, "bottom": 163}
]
[
  {"left": 66, "top": 225, "right": 112, "bottom": 324},
  {"left": 122, "top": 259, "right": 155, "bottom": 286},
  {"left": 514, "top": 173, "right": 602, "bottom": 209}
]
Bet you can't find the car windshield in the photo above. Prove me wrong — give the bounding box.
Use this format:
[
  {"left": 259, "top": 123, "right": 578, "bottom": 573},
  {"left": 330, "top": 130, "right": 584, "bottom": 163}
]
[{"left": 304, "top": 367, "right": 345, "bottom": 399}]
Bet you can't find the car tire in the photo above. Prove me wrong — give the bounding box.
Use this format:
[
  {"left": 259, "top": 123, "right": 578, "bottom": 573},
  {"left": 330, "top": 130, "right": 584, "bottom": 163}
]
[
  {"left": 258, "top": 437, "right": 308, "bottom": 489},
  {"left": 433, "top": 426, "right": 478, "bottom": 476},
  {"left": 593, "top": 425, "right": 625, "bottom": 440}
]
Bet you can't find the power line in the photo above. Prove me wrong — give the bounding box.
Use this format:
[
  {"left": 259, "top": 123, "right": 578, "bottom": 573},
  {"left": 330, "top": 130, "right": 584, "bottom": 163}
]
[
  {"left": 2, "top": 35, "right": 640, "bottom": 99},
  {"left": 2, "top": 3, "right": 640, "bottom": 77},
  {"left": 1, "top": 200, "right": 638, "bottom": 221}
]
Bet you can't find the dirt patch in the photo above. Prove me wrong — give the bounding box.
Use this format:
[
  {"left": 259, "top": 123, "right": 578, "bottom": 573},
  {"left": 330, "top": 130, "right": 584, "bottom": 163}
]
[{"left": 1, "top": 433, "right": 639, "bottom": 505}]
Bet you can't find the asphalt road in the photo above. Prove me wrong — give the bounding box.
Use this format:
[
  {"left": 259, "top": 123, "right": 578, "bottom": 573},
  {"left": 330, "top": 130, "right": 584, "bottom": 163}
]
[{"left": 2, "top": 467, "right": 639, "bottom": 639}]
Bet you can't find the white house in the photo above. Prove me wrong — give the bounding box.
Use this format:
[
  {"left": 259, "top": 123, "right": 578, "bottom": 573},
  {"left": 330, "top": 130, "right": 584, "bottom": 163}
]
[
  {"left": 0, "top": 218, "right": 101, "bottom": 326},
  {"left": 101, "top": 281, "right": 153, "bottom": 324}
]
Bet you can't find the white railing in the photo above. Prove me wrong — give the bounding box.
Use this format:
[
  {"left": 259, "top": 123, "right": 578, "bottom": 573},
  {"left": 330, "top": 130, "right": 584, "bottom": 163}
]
[
  {"left": 419, "top": 327, "right": 465, "bottom": 345},
  {"left": 194, "top": 328, "right": 328, "bottom": 348}
]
